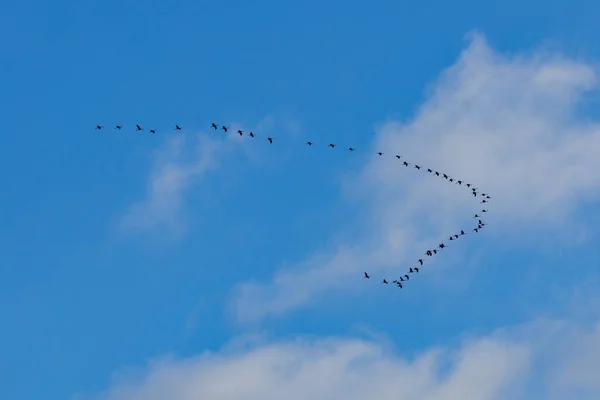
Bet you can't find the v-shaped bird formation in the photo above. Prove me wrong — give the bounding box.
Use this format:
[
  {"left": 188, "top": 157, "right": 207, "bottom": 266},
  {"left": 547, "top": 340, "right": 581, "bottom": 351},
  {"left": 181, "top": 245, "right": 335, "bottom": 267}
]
[{"left": 95, "top": 123, "right": 492, "bottom": 291}]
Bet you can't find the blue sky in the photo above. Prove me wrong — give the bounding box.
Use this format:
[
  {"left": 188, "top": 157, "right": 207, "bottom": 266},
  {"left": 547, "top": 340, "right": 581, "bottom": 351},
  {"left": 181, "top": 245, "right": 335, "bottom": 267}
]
[{"left": 2, "top": 1, "right": 600, "bottom": 399}]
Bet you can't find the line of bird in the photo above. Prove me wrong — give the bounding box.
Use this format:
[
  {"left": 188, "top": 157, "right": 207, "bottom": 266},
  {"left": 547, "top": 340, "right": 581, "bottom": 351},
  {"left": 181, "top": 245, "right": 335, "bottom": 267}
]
[{"left": 96, "top": 122, "right": 493, "bottom": 290}]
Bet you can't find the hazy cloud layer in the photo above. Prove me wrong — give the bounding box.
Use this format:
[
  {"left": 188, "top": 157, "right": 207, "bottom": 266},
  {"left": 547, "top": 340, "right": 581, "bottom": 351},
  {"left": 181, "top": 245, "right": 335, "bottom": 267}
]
[{"left": 232, "top": 33, "right": 600, "bottom": 323}]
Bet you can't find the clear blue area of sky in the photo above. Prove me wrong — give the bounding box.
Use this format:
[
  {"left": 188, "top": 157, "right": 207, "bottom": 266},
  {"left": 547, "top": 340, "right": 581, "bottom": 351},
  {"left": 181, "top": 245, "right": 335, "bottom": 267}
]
[{"left": 1, "top": 1, "right": 600, "bottom": 399}]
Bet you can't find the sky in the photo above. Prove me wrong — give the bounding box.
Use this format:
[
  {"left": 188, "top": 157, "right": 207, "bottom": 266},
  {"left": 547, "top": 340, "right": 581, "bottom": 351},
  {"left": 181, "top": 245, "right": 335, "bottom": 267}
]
[{"left": 2, "top": 0, "right": 600, "bottom": 399}]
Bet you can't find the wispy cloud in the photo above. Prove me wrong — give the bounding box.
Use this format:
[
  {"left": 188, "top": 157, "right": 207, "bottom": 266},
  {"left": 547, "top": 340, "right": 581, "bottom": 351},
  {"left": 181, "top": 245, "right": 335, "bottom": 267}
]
[{"left": 231, "top": 32, "right": 600, "bottom": 323}]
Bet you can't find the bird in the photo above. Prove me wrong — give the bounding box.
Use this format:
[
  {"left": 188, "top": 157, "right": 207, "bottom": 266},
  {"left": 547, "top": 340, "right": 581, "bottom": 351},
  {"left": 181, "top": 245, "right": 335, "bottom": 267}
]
[
  {"left": 418, "top": 259, "right": 423, "bottom": 265},
  {"left": 409, "top": 268, "right": 414, "bottom": 273},
  {"left": 481, "top": 199, "right": 488, "bottom": 204},
  {"left": 403, "top": 161, "right": 409, "bottom": 167},
  {"left": 249, "top": 132, "right": 255, "bottom": 138},
  {"left": 221, "top": 126, "right": 228, "bottom": 132},
  {"left": 427, "top": 168, "right": 432, "bottom": 173},
  {"left": 414, "top": 267, "right": 419, "bottom": 273},
  {"left": 396, "top": 155, "right": 402, "bottom": 159},
  {"left": 237, "top": 130, "right": 243, "bottom": 136},
  {"left": 382, "top": 279, "right": 389, "bottom": 284},
  {"left": 478, "top": 220, "right": 484, "bottom": 225},
  {"left": 457, "top": 180, "right": 462, "bottom": 185},
  {"left": 150, "top": 129, "right": 156, "bottom": 134},
  {"left": 404, "top": 274, "right": 410, "bottom": 280},
  {"left": 136, "top": 125, "right": 143, "bottom": 131},
  {"left": 267, "top": 137, "right": 273, "bottom": 144},
  {"left": 486, "top": 195, "right": 491, "bottom": 199},
  {"left": 472, "top": 192, "right": 477, "bottom": 197},
  {"left": 481, "top": 209, "right": 488, "bottom": 213},
  {"left": 466, "top": 183, "right": 471, "bottom": 188},
  {"left": 329, "top": 144, "right": 335, "bottom": 148},
  {"left": 115, "top": 125, "right": 122, "bottom": 130},
  {"left": 433, "top": 249, "right": 438, "bottom": 254},
  {"left": 349, "top": 147, "right": 355, "bottom": 151},
  {"left": 414, "top": 165, "right": 421, "bottom": 169},
  {"left": 435, "top": 171, "right": 440, "bottom": 176},
  {"left": 95, "top": 125, "right": 103, "bottom": 130},
  {"left": 449, "top": 178, "right": 454, "bottom": 182},
  {"left": 396, "top": 282, "right": 403, "bottom": 288},
  {"left": 307, "top": 141, "right": 312, "bottom": 145},
  {"left": 474, "top": 214, "right": 480, "bottom": 218},
  {"left": 454, "top": 234, "right": 459, "bottom": 239},
  {"left": 474, "top": 228, "right": 479, "bottom": 233},
  {"left": 377, "top": 152, "right": 383, "bottom": 156},
  {"left": 426, "top": 250, "right": 433, "bottom": 256},
  {"left": 211, "top": 123, "right": 218, "bottom": 130},
  {"left": 460, "top": 230, "right": 465, "bottom": 235},
  {"left": 443, "top": 174, "right": 448, "bottom": 179},
  {"left": 175, "top": 125, "right": 182, "bottom": 130},
  {"left": 449, "top": 236, "right": 454, "bottom": 241},
  {"left": 439, "top": 243, "right": 446, "bottom": 249},
  {"left": 364, "top": 272, "right": 370, "bottom": 279}
]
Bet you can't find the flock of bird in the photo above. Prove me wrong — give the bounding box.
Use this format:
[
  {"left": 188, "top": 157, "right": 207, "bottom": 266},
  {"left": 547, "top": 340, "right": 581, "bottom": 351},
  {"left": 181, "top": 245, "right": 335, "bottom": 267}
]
[{"left": 95, "top": 122, "right": 492, "bottom": 291}]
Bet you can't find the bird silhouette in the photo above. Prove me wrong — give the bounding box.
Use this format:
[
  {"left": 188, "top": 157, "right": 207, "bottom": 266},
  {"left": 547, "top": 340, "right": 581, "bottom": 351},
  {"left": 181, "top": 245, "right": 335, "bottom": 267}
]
[
  {"left": 481, "top": 209, "right": 488, "bottom": 213},
  {"left": 364, "top": 272, "right": 370, "bottom": 279},
  {"left": 307, "top": 141, "right": 312, "bottom": 145},
  {"left": 404, "top": 274, "right": 410, "bottom": 280},
  {"left": 474, "top": 228, "right": 479, "bottom": 233},
  {"left": 433, "top": 249, "right": 438, "bottom": 254},
  {"left": 466, "top": 184, "right": 471, "bottom": 188},
  {"left": 329, "top": 144, "right": 335, "bottom": 148},
  {"left": 449, "top": 236, "right": 454, "bottom": 241},
  {"left": 481, "top": 199, "right": 488, "bottom": 204},
  {"left": 439, "top": 243, "right": 446, "bottom": 249},
  {"left": 176, "top": 125, "right": 182, "bottom": 130},
  {"left": 418, "top": 259, "right": 423, "bottom": 265},
  {"left": 414, "top": 165, "right": 421, "bottom": 169},
  {"left": 249, "top": 132, "right": 255, "bottom": 138},
  {"left": 403, "top": 161, "right": 409, "bottom": 166},
  {"left": 211, "top": 123, "right": 218, "bottom": 130},
  {"left": 237, "top": 130, "right": 243, "bottom": 136},
  {"left": 449, "top": 178, "right": 454, "bottom": 182},
  {"left": 221, "top": 126, "right": 228, "bottom": 132},
  {"left": 443, "top": 174, "right": 448, "bottom": 179},
  {"left": 426, "top": 250, "right": 433, "bottom": 256},
  {"left": 460, "top": 230, "right": 465, "bottom": 235},
  {"left": 136, "top": 125, "right": 143, "bottom": 131},
  {"left": 267, "top": 137, "right": 273, "bottom": 144},
  {"left": 427, "top": 168, "right": 433, "bottom": 173},
  {"left": 396, "top": 282, "right": 403, "bottom": 288},
  {"left": 409, "top": 268, "right": 414, "bottom": 273},
  {"left": 457, "top": 180, "right": 462, "bottom": 185},
  {"left": 382, "top": 279, "right": 389, "bottom": 284},
  {"left": 96, "top": 125, "right": 103, "bottom": 130},
  {"left": 454, "top": 234, "right": 459, "bottom": 239},
  {"left": 474, "top": 214, "right": 480, "bottom": 218},
  {"left": 414, "top": 267, "right": 419, "bottom": 273},
  {"left": 349, "top": 147, "right": 355, "bottom": 151},
  {"left": 396, "top": 155, "right": 402, "bottom": 159},
  {"left": 435, "top": 171, "right": 440, "bottom": 176},
  {"left": 377, "top": 152, "right": 383, "bottom": 156},
  {"left": 150, "top": 129, "right": 156, "bottom": 134},
  {"left": 115, "top": 125, "right": 122, "bottom": 129}
]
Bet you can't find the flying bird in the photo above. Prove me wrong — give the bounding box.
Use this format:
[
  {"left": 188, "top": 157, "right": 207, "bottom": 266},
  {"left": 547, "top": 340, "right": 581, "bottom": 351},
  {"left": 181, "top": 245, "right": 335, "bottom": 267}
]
[
  {"left": 237, "top": 130, "right": 243, "bottom": 136},
  {"left": 364, "top": 272, "right": 370, "bottom": 279},
  {"left": 307, "top": 141, "right": 312, "bottom": 145},
  {"left": 454, "top": 234, "right": 459, "bottom": 239},
  {"left": 150, "top": 129, "right": 156, "bottom": 134},
  {"left": 460, "top": 230, "right": 465, "bottom": 235},
  {"left": 481, "top": 199, "right": 488, "bottom": 204},
  {"left": 377, "top": 152, "right": 383, "bottom": 156},
  {"left": 443, "top": 174, "right": 448, "bottom": 179},
  {"left": 426, "top": 250, "right": 433, "bottom": 256},
  {"left": 95, "top": 125, "right": 103, "bottom": 130},
  {"left": 221, "top": 126, "right": 228, "bottom": 132},
  {"left": 349, "top": 147, "right": 355, "bottom": 151},
  {"left": 396, "top": 155, "right": 402, "bottom": 159},
  {"left": 427, "top": 168, "right": 432, "bottom": 173},
  {"left": 249, "top": 132, "right": 255, "bottom": 138},
  {"left": 439, "top": 243, "right": 446, "bottom": 249},
  {"left": 414, "top": 165, "right": 421, "bottom": 169},
  {"left": 329, "top": 144, "right": 335, "bottom": 148},
  {"left": 115, "top": 125, "right": 122, "bottom": 129},
  {"left": 457, "top": 180, "right": 462, "bottom": 185},
  {"left": 175, "top": 125, "right": 182, "bottom": 130},
  {"left": 403, "top": 161, "right": 409, "bottom": 166},
  {"left": 435, "top": 171, "right": 440, "bottom": 176},
  {"left": 418, "top": 259, "right": 423, "bottom": 265},
  {"left": 267, "top": 137, "right": 273, "bottom": 144},
  {"left": 382, "top": 279, "right": 389, "bottom": 284},
  {"left": 404, "top": 274, "right": 410, "bottom": 280},
  {"left": 414, "top": 267, "right": 419, "bottom": 273},
  {"left": 136, "top": 125, "right": 143, "bottom": 131},
  {"left": 474, "top": 228, "right": 479, "bottom": 233},
  {"left": 211, "top": 123, "right": 218, "bottom": 130}
]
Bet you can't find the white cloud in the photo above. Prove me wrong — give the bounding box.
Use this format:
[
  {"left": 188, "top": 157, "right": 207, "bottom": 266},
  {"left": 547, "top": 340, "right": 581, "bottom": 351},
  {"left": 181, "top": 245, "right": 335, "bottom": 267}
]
[
  {"left": 119, "top": 134, "right": 224, "bottom": 238},
  {"left": 232, "top": 32, "right": 600, "bottom": 323},
  {"left": 78, "top": 318, "right": 600, "bottom": 400}
]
